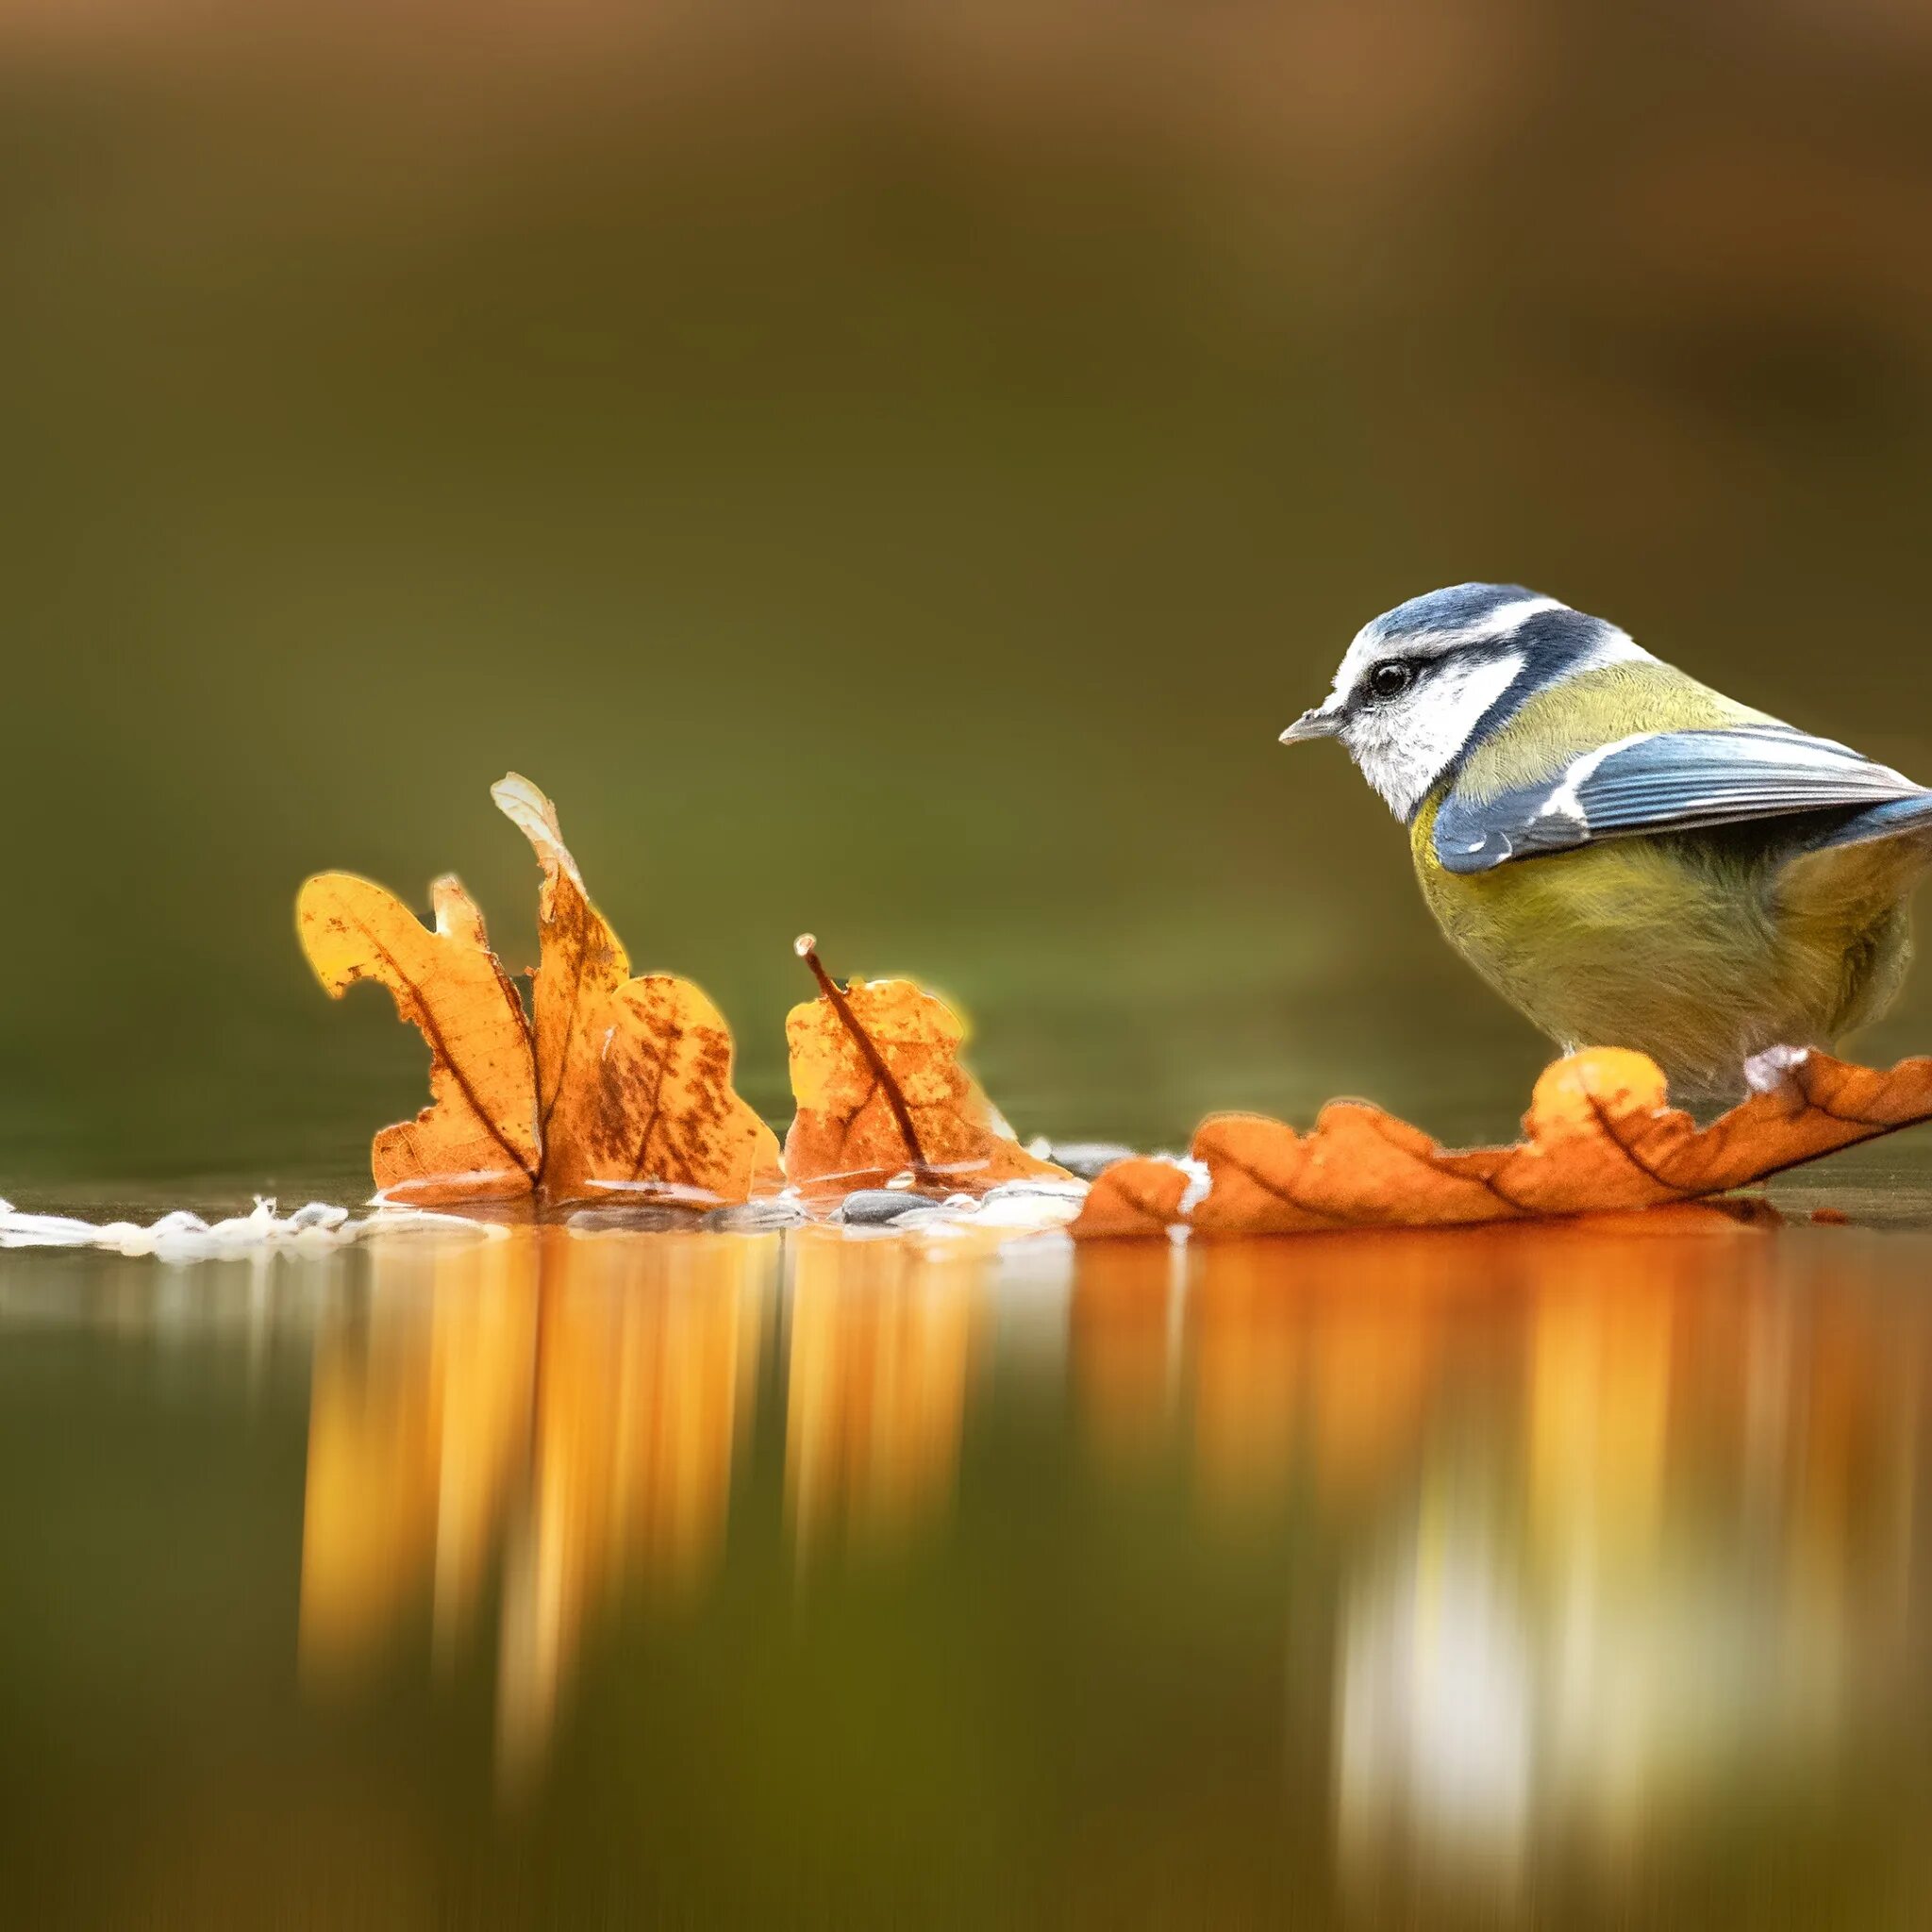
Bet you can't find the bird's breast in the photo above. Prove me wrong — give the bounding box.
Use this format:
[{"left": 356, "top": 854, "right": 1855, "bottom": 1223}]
[{"left": 1405, "top": 792, "right": 1907, "bottom": 1094}]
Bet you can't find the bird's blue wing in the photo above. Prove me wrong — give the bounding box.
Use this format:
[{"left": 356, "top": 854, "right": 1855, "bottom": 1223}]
[{"left": 1434, "top": 727, "right": 1928, "bottom": 875}]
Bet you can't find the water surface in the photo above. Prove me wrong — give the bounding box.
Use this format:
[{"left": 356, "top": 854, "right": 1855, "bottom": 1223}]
[{"left": 6, "top": 1201, "right": 1932, "bottom": 1927}]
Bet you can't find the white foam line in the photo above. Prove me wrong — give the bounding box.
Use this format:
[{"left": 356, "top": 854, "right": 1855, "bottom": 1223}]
[{"left": 0, "top": 1196, "right": 503, "bottom": 1260}]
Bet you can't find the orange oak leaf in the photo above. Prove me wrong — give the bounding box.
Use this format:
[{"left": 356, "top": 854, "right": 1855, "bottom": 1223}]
[
  {"left": 1070, "top": 1047, "right": 1932, "bottom": 1240},
  {"left": 488, "top": 775, "right": 628, "bottom": 1142},
  {"left": 491, "top": 776, "right": 780, "bottom": 1206},
  {"left": 783, "top": 938, "right": 1070, "bottom": 1197},
  {"left": 1072, "top": 1158, "right": 1192, "bottom": 1240},
  {"left": 539, "top": 973, "right": 780, "bottom": 1206},
  {"left": 296, "top": 873, "right": 540, "bottom": 1204},
  {"left": 298, "top": 776, "right": 776, "bottom": 1208}
]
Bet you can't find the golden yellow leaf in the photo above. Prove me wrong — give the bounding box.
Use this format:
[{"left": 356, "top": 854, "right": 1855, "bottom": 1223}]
[
  {"left": 783, "top": 939, "right": 1069, "bottom": 1197},
  {"left": 297, "top": 872, "right": 539, "bottom": 1204},
  {"left": 1071, "top": 1046, "right": 1932, "bottom": 1239},
  {"left": 489, "top": 774, "right": 629, "bottom": 1141},
  {"left": 492, "top": 774, "right": 779, "bottom": 1205},
  {"left": 541, "top": 973, "right": 782, "bottom": 1204}
]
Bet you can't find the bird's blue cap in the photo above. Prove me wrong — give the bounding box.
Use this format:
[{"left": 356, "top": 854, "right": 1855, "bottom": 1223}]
[{"left": 1366, "top": 583, "right": 1546, "bottom": 649}]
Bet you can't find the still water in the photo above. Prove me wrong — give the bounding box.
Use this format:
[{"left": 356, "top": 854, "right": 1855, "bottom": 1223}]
[
  {"left": 5, "top": 13, "right": 1932, "bottom": 1923},
  {"left": 6, "top": 1194, "right": 1932, "bottom": 1927}
]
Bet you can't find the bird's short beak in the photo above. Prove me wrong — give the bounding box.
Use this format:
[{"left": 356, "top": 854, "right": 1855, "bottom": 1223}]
[{"left": 1279, "top": 703, "right": 1343, "bottom": 746}]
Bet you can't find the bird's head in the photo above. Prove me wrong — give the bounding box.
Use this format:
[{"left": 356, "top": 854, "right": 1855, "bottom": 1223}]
[{"left": 1282, "top": 584, "right": 1648, "bottom": 820}]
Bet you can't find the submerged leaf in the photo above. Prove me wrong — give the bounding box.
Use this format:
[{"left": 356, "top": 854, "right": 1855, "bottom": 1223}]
[
  {"left": 493, "top": 774, "right": 779, "bottom": 1206},
  {"left": 784, "top": 941, "right": 1068, "bottom": 1197},
  {"left": 297, "top": 873, "right": 539, "bottom": 1204},
  {"left": 1072, "top": 1047, "right": 1932, "bottom": 1240}
]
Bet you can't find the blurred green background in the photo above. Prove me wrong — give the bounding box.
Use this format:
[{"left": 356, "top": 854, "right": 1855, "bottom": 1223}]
[{"left": 5, "top": 0, "right": 1932, "bottom": 1188}]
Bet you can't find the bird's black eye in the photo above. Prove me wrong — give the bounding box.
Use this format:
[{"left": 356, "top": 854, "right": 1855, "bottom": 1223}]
[{"left": 1368, "top": 660, "right": 1414, "bottom": 701}]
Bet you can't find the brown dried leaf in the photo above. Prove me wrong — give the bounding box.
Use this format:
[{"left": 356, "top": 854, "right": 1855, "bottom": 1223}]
[
  {"left": 783, "top": 953, "right": 1068, "bottom": 1197},
  {"left": 493, "top": 774, "right": 778, "bottom": 1205},
  {"left": 541, "top": 973, "right": 781, "bottom": 1205},
  {"left": 297, "top": 872, "right": 539, "bottom": 1204},
  {"left": 489, "top": 774, "right": 629, "bottom": 1140},
  {"left": 1073, "top": 1047, "right": 1932, "bottom": 1240},
  {"left": 1069, "top": 1157, "right": 1192, "bottom": 1240}
]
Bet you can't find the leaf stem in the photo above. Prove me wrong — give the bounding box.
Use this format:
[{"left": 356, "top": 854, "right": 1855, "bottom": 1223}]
[{"left": 794, "top": 934, "right": 934, "bottom": 1184}]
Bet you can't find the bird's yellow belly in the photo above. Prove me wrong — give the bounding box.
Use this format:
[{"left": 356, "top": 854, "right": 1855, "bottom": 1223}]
[{"left": 1410, "top": 800, "right": 1915, "bottom": 1098}]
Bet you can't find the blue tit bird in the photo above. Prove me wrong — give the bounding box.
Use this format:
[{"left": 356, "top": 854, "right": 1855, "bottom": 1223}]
[{"left": 1282, "top": 584, "right": 1932, "bottom": 1102}]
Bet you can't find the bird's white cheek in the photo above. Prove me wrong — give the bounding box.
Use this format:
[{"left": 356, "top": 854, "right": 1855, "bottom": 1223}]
[
  {"left": 1342, "top": 653, "right": 1526, "bottom": 821},
  {"left": 1342, "top": 714, "right": 1430, "bottom": 820}
]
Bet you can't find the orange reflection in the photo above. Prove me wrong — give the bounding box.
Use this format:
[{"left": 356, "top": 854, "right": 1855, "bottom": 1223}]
[
  {"left": 498, "top": 1230, "right": 768, "bottom": 1788},
  {"left": 1183, "top": 1212, "right": 1776, "bottom": 1523},
  {"left": 1527, "top": 1262, "right": 1676, "bottom": 1561},
  {"left": 1070, "top": 1241, "right": 1178, "bottom": 1471},
  {"left": 784, "top": 1229, "right": 985, "bottom": 1567},
  {"left": 1186, "top": 1241, "right": 1300, "bottom": 1509},
  {"left": 1781, "top": 1273, "right": 1925, "bottom": 1663},
  {"left": 298, "top": 1225, "right": 773, "bottom": 1787},
  {"left": 1303, "top": 1251, "right": 1442, "bottom": 1507},
  {"left": 1185, "top": 1229, "right": 1500, "bottom": 1515},
  {"left": 300, "top": 1234, "right": 536, "bottom": 1683},
  {"left": 1315, "top": 1221, "right": 1932, "bottom": 1896}
]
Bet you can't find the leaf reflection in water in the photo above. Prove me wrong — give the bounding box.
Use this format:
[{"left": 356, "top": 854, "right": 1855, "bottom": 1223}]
[
  {"left": 783, "top": 1227, "right": 987, "bottom": 1570},
  {"left": 297, "top": 1226, "right": 774, "bottom": 1794},
  {"left": 1070, "top": 1241, "right": 1184, "bottom": 1472},
  {"left": 1162, "top": 1218, "right": 1927, "bottom": 1904},
  {"left": 270, "top": 1208, "right": 1932, "bottom": 1909},
  {"left": 296, "top": 1223, "right": 995, "bottom": 1784}
]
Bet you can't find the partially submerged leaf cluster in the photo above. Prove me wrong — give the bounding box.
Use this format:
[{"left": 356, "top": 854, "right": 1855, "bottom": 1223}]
[{"left": 300, "top": 777, "right": 1056, "bottom": 1208}]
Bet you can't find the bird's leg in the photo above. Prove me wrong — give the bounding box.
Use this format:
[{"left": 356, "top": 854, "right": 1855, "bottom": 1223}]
[{"left": 1741, "top": 1043, "right": 1813, "bottom": 1108}]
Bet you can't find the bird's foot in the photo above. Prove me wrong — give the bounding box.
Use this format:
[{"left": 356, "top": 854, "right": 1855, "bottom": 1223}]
[{"left": 1741, "top": 1044, "right": 1813, "bottom": 1108}]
